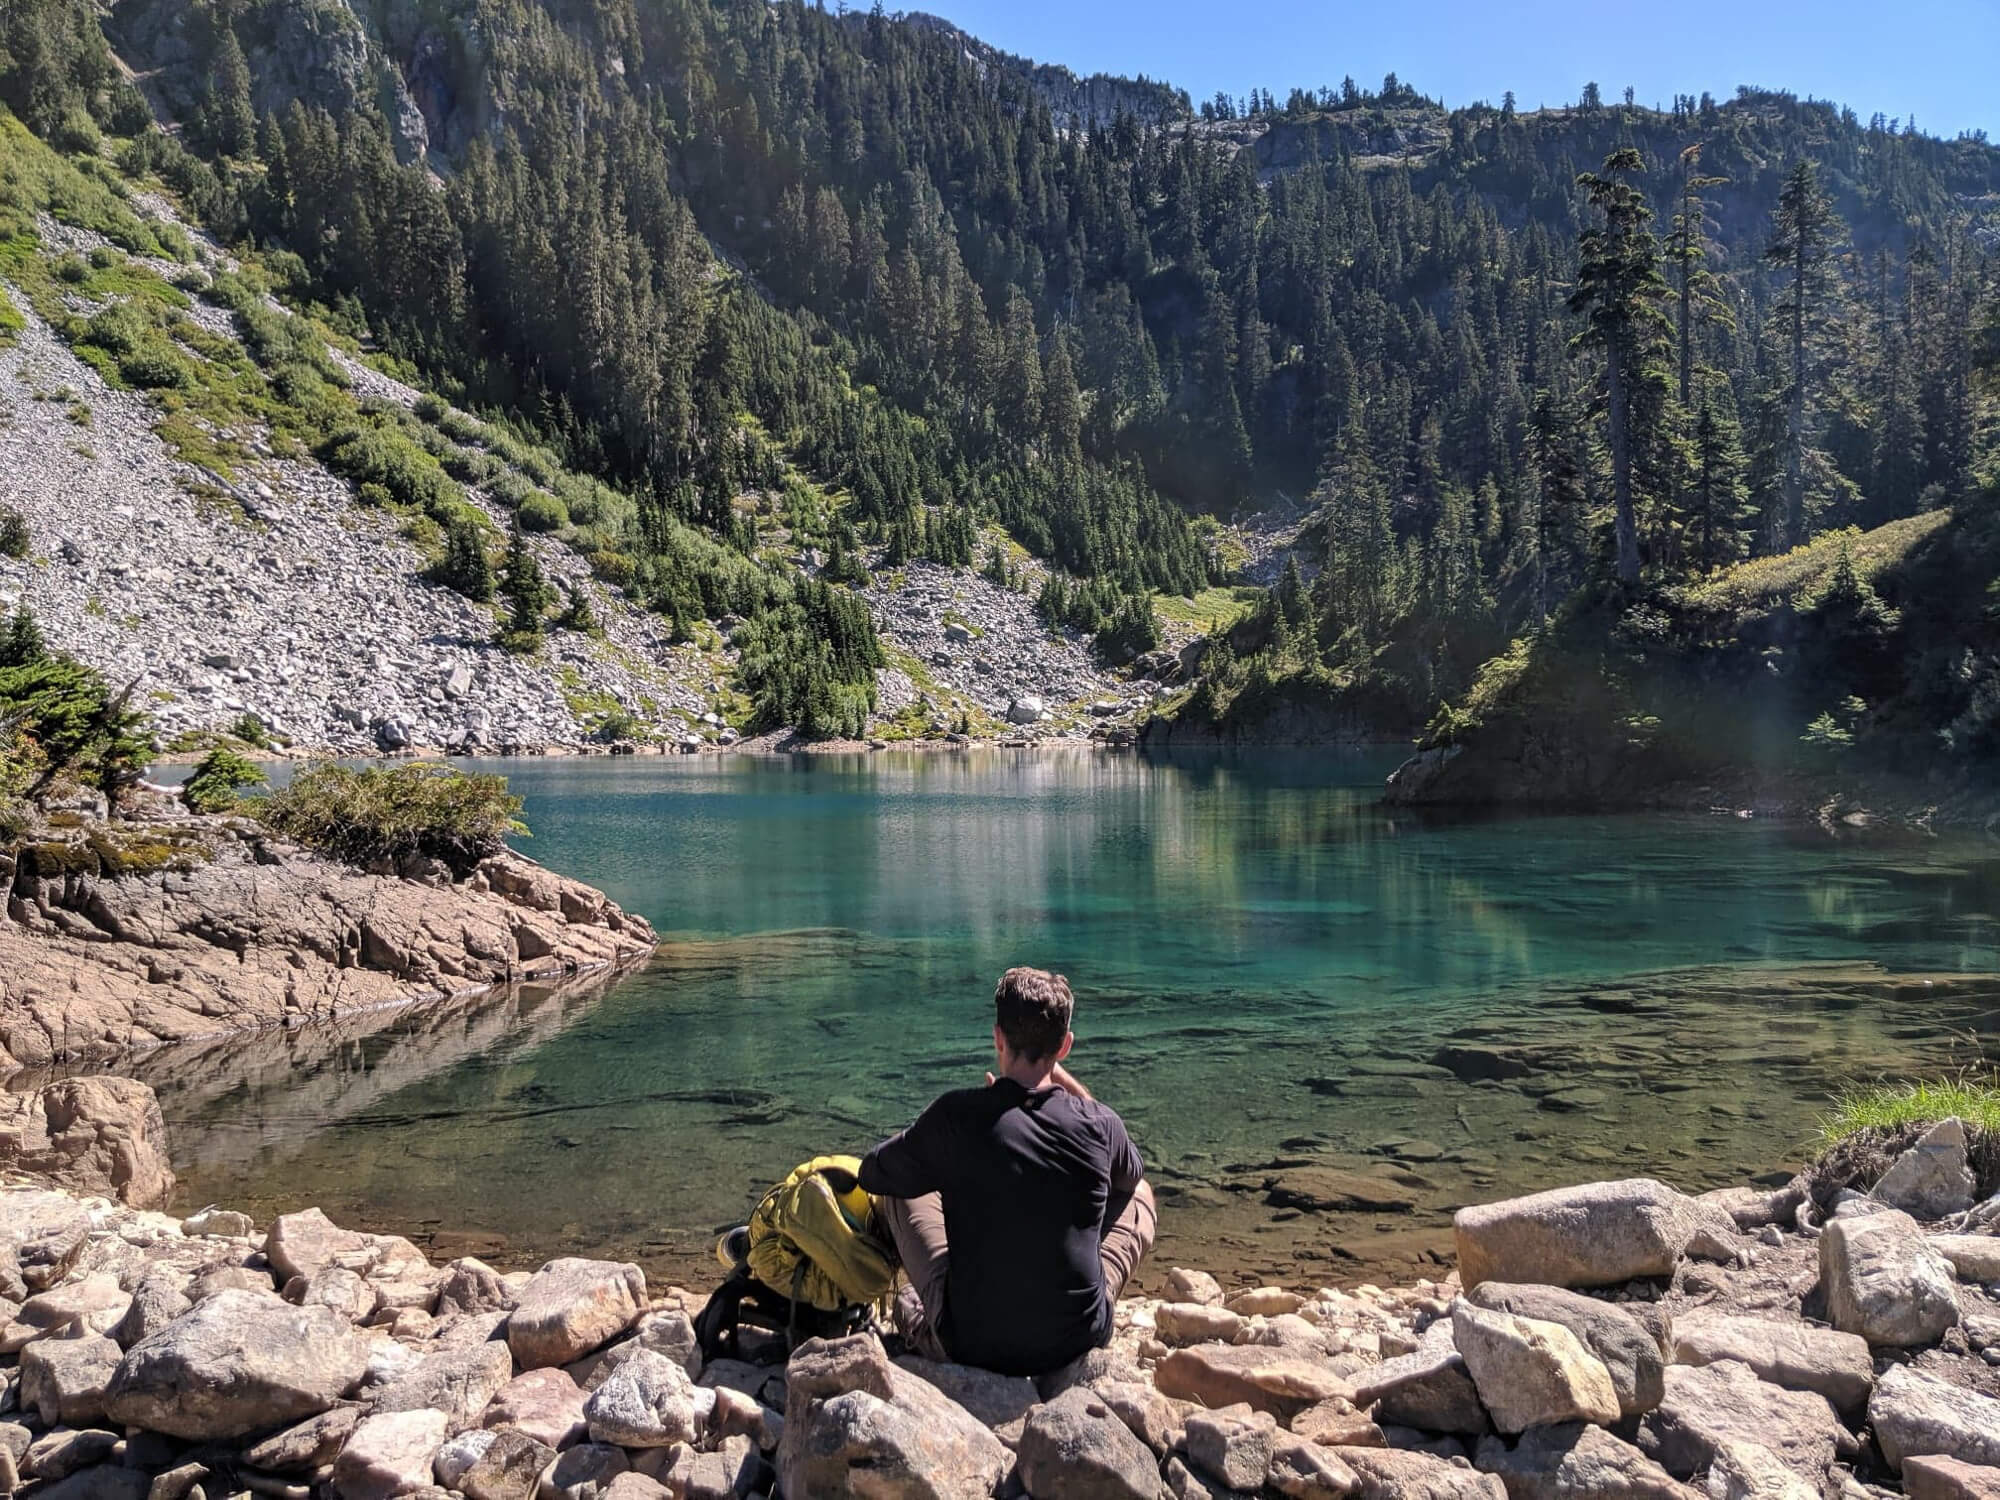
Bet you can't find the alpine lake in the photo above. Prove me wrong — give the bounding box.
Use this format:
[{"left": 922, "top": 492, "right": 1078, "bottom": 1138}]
[{"left": 137, "top": 749, "right": 2000, "bottom": 1291}]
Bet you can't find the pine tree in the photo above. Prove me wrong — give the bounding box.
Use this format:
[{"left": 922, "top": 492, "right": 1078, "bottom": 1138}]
[
  {"left": 1688, "top": 395, "right": 1750, "bottom": 572},
  {"left": 1764, "top": 160, "right": 1840, "bottom": 548},
  {"left": 1668, "top": 144, "right": 1731, "bottom": 408},
  {"left": 1, "top": 607, "right": 46, "bottom": 668},
  {"left": 497, "top": 526, "right": 554, "bottom": 649},
  {"left": 429, "top": 515, "right": 494, "bottom": 602},
  {"left": 203, "top": 23, "right": 254, "bottom": 158},
  {"left": 1570, "top": 148, "right": 1671, "bottom": 587}
]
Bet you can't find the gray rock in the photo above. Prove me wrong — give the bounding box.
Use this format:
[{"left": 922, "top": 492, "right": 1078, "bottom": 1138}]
[
  {"left": 1902, "top": 1455, "right": 2000, "bottom": 1500},
  {"left": 1867, "top": 1365, "right": 2000, "bottom": 1472},
  {"left": 147, "top": 1462, "right": 210, "bottom": 1500},
  {"left": 31, "top": 1466, "right": 149, "bottom": 1500},
  {"left": 1336, "top": 1445, "right": 1508, "bottom": 1499},
  {"left": 243, "top": 1405, "right": 363, "bottom": 1471},
  {"left": 1873, "top": 1119, "right": 1977, "bottom": 1220},
  {"left": 373, "top": 1342, "right": 516, "bottom": 1432},
  {"left": 1473, "top": 1423, "right": 1687, "bottom": 1499},
  {"left": 1092, "top": 1379, "right": 1186, "bottom": 1457},
  {"left": 1348, "top": 1337, "right": 1487, "bottom": 1436},
  {"left": 179, "top": 1208, "right": 255, "bottom": 1239},
  {"left": 1005, "top": 696, "right": 1044, "bottom": 725},
  {"left": 1152, "top": 1343, "right": 1351, "bottom": 1422},
  {"left": 507, "top": 1261, "right": 646, "bottom": 1370},
  {"left": 1015, "top": 1386, "right": 1165, "bottom": 1499},
  {"left": 302, "top": 1267, "right": 376, "bottom": 1324},
  {"left": 1669, "top": 1309, "right": 1873, "bottom": 1417},
  {"left": 570, "top": 1313, "right": 701, "bottom": 1391},
  {"left": 1638, "top": 1361, "right": 1840, "bottom": 1486},
  {"left": 1267, "top": 1440, "right": 1359, "bottom": 1497},
  {"left": 1452, "top": 1302, "right": 1619, "bottom": 1435},
  {"left": 333, "top": 1409, "right": 450, "bottom": 1500},
  {"left": 21, "top": 1334, "right": 122, "bottom": 1427},
  {"left": 676, "top": 1435, "right": 764, "bottom": 1500},
  {"left": 480, "top": 1368, "right": 586, "bottom": 1450},
  {"left": 1929, "top": 1235, "right": 2000, "bottom": 1283},
  {"left": 112, "top": 1272, "right": 190, "bottom": 1351},
  {"left": 535, "top": 1444, "right": 628, "bottom": 1500},
  {"left": 1819, "top": 1208, "right": 1960, "bottom": 1347},
  {"left": 104, "top": 1289, "right": 372, "bottom": 1440},
  {"left": 776, "top": 1334, "right": 1007, "bottom": 1500},
  {"left": 1454, "top": 1180, "right": 1706, "bottom": 1291},
  {"left": 264, "top": 1209, "right": 372, "bottom": 1285},
  {"left": 23, "top": 1427, "right": 119, "bottom": 1482},
  {"left": 435, "top": 1259, "right": 516, "bottom": 1319},
  {"left": 893, "top": 1358, "right": 1037, "bottom": 1429},
  {"left": 1467, "top": 1282, "right": 1664, "bottom": 1418},
  {"left": 582, "top": 1350, "right": 702, "bottom": 1448},
  {"left": 1185, "top": 1404, "right": 1277, "bottom": 1491},
  {"left": 442, "top": 1427, "right": 553, "bottom": 1500}
]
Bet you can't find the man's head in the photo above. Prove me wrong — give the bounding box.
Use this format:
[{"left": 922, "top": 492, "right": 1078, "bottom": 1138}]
[{"left": 993, "top": 966, "right": 1075, "bottom": 1070}]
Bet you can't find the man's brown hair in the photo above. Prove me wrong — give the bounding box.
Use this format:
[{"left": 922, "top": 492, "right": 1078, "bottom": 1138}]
[{"left": 994, "top": 967, "right": 1074, "bottom": 1062}]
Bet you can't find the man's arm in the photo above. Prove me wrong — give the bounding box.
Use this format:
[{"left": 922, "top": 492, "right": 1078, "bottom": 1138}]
[{"left": 857, "top": 1099, "right": 951, "bottom": 1199}]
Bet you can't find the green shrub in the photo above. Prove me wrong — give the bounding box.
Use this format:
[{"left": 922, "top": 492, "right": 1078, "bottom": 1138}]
[
  {"left": 183, "top": 747, "right": 265, "bottom": 813},
  {"left": 255, "top": 761, "right": 527, "bottom": 875},
  {"left": 117, "top": 342, "right": 192, "bottom": 390},
  {"left": 413, "top": 393, "right": 448, "bottom": 422},
  {"left": 428, "top": 514, "right": 495, "bottom": 601},
  {"left": 517, "top": 492, "right": 568, "bottom": 533},
  {"left": 323, "top": 423, "right": 464, "bottom": 519},
  {"left": 0, "top": 505, "right": 27, "bottom": 559}
]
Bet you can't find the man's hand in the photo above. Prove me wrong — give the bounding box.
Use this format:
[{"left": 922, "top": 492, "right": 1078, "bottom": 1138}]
[{"left": 1051, "top": 1064, "right": 1093, "bottom": 1102}]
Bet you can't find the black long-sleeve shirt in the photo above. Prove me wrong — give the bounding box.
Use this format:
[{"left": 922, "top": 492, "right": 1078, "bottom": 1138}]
[{"left": 858, "top": 1078, "right": 1144, "bottom": 1376}]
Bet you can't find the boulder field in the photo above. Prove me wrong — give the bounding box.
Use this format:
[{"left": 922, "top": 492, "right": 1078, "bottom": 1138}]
[
  {"left": 0, "top": 1082, "right": 1997, "bottom": 1498},
  {"left": 0, "top": 806, "right": 656, "bottom": 1073}
]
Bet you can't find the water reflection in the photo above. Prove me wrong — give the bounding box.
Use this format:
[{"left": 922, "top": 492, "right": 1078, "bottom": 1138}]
[{"left": 148, "top": 750, "right": 2000, "bottom": 1287}]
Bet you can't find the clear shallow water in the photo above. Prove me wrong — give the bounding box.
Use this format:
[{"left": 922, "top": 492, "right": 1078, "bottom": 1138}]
[{"left": 147, "top": 749, "right": 2000, "bottom": 1288}]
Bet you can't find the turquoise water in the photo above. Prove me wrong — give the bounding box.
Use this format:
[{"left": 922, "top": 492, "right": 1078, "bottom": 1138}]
[{"left": 151, "top": 749, "right": 2000, "bottom": 1288}]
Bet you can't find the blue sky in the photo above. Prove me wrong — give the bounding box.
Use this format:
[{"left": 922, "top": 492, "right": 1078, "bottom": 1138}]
[{"left": 903, "top": 0, "right": 1998, "bottom": 141}]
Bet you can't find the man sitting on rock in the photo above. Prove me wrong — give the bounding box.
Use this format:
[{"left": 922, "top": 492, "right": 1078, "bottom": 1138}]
[{"left": 859, "top": 966, "right": 1156, "bottom": 1377}]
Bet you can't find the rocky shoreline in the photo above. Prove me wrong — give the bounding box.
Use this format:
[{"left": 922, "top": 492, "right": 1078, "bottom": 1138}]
[
  {"left": 0, "top": 1082, "right": 1994, "bottom": 1500},
  {"left": 0, "top": 800, "right": 655, "bottom": 1075}
]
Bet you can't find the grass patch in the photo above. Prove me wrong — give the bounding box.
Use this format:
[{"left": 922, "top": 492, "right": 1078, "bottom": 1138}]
[
  {"left": 1820, "top": 1074, "right": 2000, "bottom": 1142},
  {"left": 1155, "top": 585, "right": 1261, "bottom": 635},
  {"left": 1685, "top": 512, "right": 1951, "bottom": 619},
  {"left": 255, "top": 761, "right": 527, "bottom": 876}
]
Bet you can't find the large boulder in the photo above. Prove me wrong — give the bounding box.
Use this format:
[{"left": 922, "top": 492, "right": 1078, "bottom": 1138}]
[
  {"left": 1702, "top": 1439, "right": 1822, "bottom": 1500},
  {"left": 1873, "top": 1119, "right": 1977, "bottom": 1220},
  {"left": 104, "top": 1289, "right": 372, "bottom": 1440},
  {"left": 373, "top": 1342, "right": 517, "bottom": 1432},
  {"left": 536, "top": 1443, "right": 628, "bottom": 1500},
  {"left": 0, "top": 1078, "right": 175, "bottom": 1210},
  {"left": 1930, "top": 1236, "right": 2000, "bottom": 1283},
  {"left": 776, "top": 1335, "right": 1007, "bottom": 1500},
  {"left": 1348, "top": 1332, "right": 1487, "bottom": 1436},
  {"left": 1184, "top": 1404, "right": 1278, "bottom": 1492},
  {"left": 1452, "top": 1302, "right": 1619, "bottom": 1434},
  {"left": 1153, "top": 1343, "right": 1351, "bottom": 1421},
  {"left": 893, "top": 1358, "right": 1038, "bottom": 1430},
  {"left": 1868, "top": 1365, "right": 2000, "bottom": 1472},
  {"left": 1454, "top": 1180, "right": 1705, "bottom": 1291},
  {"left": 583, "top": 1350, "right": 704, "bottom": 1448},
  {"left": 1015, "top": 1386, "right": 1166, "bottom": 1498},
  {"left": 1466, "top": 1282, "right": 1664, "bottom": 1418},
  {"left": 264, "top": 1208, "right": 374, "bottom": 1285},
  {"left": 1668, "top": 1310, "right": 1873, "bottom": 1417},
  {"left": 244, "top": 1407, "right": 364, "bottom": 1472},
  {"left": 20, "top": 1331, "right": 123, "bottom": 1426},
  {"left": 1818, "top": 1209, "right": 1960, "bottom": 1347},
  {"left": 483, "top": 1368, "right": 588, "bottom": 1450},
  {"left": 334, "top": 1409, "right": 451, "bottom": 1500},
  {"left": 437, "top": 1427, "right": 556, "bottom": 1500},
  {"left": 508, "top": 1261, "right": 646, "bottom": 1370},
  {"left": 1904, "top": 1456, "right": 2000, "bottom": 1500},
  {"left": 1473, "top": 1423, "right": 1687, "bottom": 1500},
  {"left": 437, "top": 1258, "right": 517, "bottom": 1318},
  {"left": 1637, "top": 1361, "right": 1841, "bottom": 1486},
  {"left": 1335, "top": 1445, "right": 1507, "bottom": 1499}
]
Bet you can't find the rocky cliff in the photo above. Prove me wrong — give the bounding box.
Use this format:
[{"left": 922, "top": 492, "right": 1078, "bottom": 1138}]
[{"left": 0, "top": 805, "right": 654, "bottom": 1074}]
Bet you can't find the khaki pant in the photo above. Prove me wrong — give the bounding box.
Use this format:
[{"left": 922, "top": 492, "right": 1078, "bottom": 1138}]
[{"left": 878, "top": 1180, "right": 1157, "bottom": 1363}]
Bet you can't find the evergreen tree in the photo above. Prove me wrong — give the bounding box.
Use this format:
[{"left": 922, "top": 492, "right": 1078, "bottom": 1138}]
[
  {"left": 202, "top": 22, "right": 254, "bottom": 157},
  {"left": 1667, "top": 143, "right": 1730, "bottom": 408},
  {"left": 1, "top": 607, "right": 47, "bottom": 668},
  {"left": 429, "top": 516, "right": 494, "bottom": 602},
  {"left": 1688, "top": 394, "right": 1750, "bottom": 572},
  {"left": 1764, "top": 159, "right": 1839, "bottom": 547},
  {"left": 497, "top": 526, "right": 554, "bottom": 649},
  {"left": 1570, "top": 148, "right": 1671, "bottom": 586}
]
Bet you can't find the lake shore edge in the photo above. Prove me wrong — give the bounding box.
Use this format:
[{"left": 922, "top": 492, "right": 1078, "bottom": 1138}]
[{"left": 0, "top": 1081, "right": 1995, "bottom": 1500}]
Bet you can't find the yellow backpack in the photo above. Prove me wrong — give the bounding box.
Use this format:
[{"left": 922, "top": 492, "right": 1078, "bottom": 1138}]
[{"left": 743, "top": 1154, "right": 900, "bottom": 1311}]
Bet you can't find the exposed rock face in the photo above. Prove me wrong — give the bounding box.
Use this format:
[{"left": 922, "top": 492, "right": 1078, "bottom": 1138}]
[
  {"left": 0, "top": 822, "right": 654, "bottom": 1073},
  {"left": 1465, "top": 1282, "right": 1663, "bottom": 1418},
  {"left": 1873, "top": 1118, "right": 1978, "bottom": 1219},
  {"left": 0, "top": 1079, "right": 175, "bottom": 1210},
  {"left": 1868, "top": 1366, "right": 2000, "bottom": 1472},
  {"left": 1473, "top": 1422, "right": 1687, "bottom": 1500},
  {"left": 508, "top": 1261, "right": 648, "bottom": 1370},
  {"left": 1015, "top": 1386, "right": 1166, "bottom": 1498},
  {"left": 1451, "top": 1302, "right": 1620, "bottom": 1434},
  {"left": 775, "top": 1335, "right": 1007, "bottom": 1500},
  {"left": 1637, "top": 1361, "right": 1842, "bottom": 1485},
  {"left": 103, "top": 1290, "right": 372, "bottom": 1439},
  {"left": 1454, "top": 1180, "right": 1707, "bottom": 1291},
  {"left": 1668, "top": 1310, "right": 1873, "bottom": 1416},
  {"left": 1818, "top": 1208, "right": 1961, "bottom": 1347}
]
